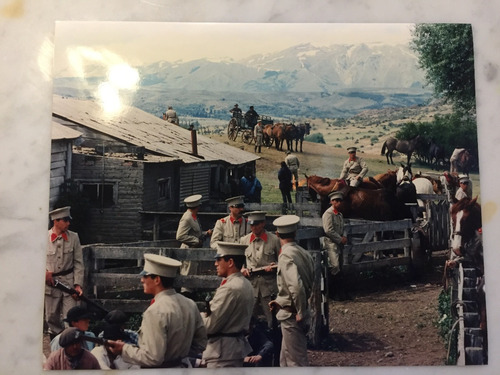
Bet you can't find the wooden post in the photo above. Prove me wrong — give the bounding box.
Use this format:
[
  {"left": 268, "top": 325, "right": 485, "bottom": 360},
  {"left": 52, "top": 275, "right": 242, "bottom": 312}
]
[
  {"left": 153, "top": 214, "right": 160, "bottom": 241},
  {"left": 308, "top": 249, "right": 325, "bottom": 348}
]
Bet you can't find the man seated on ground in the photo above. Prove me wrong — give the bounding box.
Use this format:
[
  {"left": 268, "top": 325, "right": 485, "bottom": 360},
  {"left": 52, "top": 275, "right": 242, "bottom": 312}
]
[
  {"left": 44, "top": 327, "right": 101, "bottom": 370},
  {"left": 50, "top": 306, "right": 97, "bottom": 352},
  {"left": 244, "top": 317, "right": 274, "bottom": 367}
]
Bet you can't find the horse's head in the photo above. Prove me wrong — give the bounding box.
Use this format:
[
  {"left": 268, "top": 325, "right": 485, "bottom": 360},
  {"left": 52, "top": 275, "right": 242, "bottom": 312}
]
[
  {"left": 451, "top": 198, "right": 482, "bottom": 258},
  {"left": 396, "top": 164, "right": 412, "bottom": 184}
]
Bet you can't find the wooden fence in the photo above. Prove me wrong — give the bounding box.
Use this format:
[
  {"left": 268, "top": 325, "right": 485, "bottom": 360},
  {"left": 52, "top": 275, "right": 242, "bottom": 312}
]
[{"left": 82, "top": 234, "right": 327, "bottom": 348}]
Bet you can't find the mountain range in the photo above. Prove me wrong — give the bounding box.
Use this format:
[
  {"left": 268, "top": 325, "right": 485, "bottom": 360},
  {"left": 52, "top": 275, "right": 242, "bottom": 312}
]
[{"left": 54, "top": 42, "right": 433, "bottom": 120}]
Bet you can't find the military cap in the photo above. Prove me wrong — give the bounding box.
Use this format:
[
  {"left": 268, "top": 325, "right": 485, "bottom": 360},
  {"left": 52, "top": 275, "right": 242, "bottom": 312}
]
[
  {"left": 328, "top": 191, "right": 344, "bottom": 201},
  {"left": 225, "top": 195, "right": 245, "bottom": 208},
  {"left": 59, "top": 327, "right": 84, "bottom": 348},
  {"left": 273, "top": 215, "right": 300, "bottom": 234},
  {"left": 184, "top": 194, "right": 202, "bottom": 208},
  {"left": 215, "top": 241, "right": 248, "bottom": 259},
  {"left": 347, "top": 146, "right": 357, "bottom": 153},
  {"left": 140, "top": 254, "right": 181, "bottom": 278},
  {"left": 246, "top": 211, "right": 266, "bottom": 225},
  {"left": 459, "top": 174, "right": 470, "bottom": 183},
  {"left": 49, "top": 206, "right": 72, "bottom": 220},
  {"left": 105, "top": 310, "right": 128, "bottom": 325},
  {"left": 64, "top": 306, "right": 93, "bottom": 322}
]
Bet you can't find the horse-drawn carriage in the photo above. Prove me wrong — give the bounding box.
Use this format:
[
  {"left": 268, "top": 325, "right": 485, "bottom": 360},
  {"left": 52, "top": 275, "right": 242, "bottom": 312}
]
[{"left": 227, "top": 113, "right": 274, "bottom": 144}]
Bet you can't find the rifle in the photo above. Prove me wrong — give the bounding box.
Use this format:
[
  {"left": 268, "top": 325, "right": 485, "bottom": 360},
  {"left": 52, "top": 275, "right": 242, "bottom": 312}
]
[
  {"left": 248, "top": 264, "right": 278, "bottom": 276},
  {"left": 53, "top": 279, "right": 109, "bottom": 315},
  {"left": 81, "top": 335, "right": 111, "bottom": 347}
]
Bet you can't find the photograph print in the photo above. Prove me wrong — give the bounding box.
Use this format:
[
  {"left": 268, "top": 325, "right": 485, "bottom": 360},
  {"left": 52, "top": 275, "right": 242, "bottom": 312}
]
[{"left": 45, "top": 22, "right": 485, "bottom": 369}]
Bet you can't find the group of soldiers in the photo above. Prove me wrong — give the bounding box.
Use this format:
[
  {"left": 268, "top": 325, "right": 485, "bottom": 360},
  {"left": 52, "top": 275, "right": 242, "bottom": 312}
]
[{"left": 44, "top": 196, "right": 316, "bottom": 369}]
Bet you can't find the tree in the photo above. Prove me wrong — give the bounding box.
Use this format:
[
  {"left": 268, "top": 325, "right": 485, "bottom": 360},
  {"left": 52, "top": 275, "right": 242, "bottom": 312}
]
[{"left": 411, "top": 24, "right": 476, "bottom": 115}]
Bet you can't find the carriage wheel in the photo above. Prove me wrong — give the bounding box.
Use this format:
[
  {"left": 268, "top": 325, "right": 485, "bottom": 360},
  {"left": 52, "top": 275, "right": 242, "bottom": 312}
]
[
  {"left": 241, "top": 130, "right": 254, "bottom": 144},
  {"left": 227, "top": 119, "right": 238, "bottom": 141},
  {"left": 263, "top": 135, "right": 273, "bottom": 147}
]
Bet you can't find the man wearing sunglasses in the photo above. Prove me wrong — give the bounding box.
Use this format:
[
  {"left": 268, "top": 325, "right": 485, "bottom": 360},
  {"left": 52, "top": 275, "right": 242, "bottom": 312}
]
[
  {"left": 45, "top": 206, "right": 84, "bottom": 341},
  {"left": 210, "top": 196, "right": 250, "bottom": 249}
]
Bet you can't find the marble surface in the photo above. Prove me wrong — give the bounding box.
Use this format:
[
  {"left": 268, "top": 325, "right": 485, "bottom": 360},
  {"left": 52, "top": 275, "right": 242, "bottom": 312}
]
[{"left": 1, "top": 1, "right": 499, "bottom": 374}]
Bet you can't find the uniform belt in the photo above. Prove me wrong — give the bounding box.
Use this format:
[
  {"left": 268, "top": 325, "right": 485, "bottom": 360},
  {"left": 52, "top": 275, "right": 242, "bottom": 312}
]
[
  {"left": 281, "top": 306, "right": 297, "bottom": 314},
  {"left": 207, "top": 331, "right": 246, "bottom": 339},
  {"left": 52, "top": 267, "right": 74, "bottom": 277}
]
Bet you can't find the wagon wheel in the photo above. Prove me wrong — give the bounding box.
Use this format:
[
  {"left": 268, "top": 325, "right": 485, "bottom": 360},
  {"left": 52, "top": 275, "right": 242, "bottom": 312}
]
[
  {"left": 227, "top": 119, "right": 238, "bottom": 141},
  {"left": 262, "top": 134, "right": 273, "bottom": 147},
  {"left": 241, "top": 129, "right": 254, "bottom": 144}
]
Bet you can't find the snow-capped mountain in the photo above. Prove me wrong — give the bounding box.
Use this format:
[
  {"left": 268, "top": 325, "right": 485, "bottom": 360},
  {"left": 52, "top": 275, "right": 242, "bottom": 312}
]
[{"left": 54, "top": 43, "right": 431, "bottom": 119}]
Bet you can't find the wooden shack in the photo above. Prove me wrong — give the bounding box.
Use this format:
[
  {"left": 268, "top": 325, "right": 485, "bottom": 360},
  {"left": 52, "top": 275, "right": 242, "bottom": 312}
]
[
  {"left": 49, "top": 121, "right": 82, "bottom": 210},
  {"left": 51, "top": 95, "right": 258, "bottom": 244}
]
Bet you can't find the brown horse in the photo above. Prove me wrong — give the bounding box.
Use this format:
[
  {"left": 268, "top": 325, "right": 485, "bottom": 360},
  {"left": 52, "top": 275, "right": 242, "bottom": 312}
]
[
  {"left": 262, "top": 124, "right": 274, "bottom": 147},
  {"left": 450, "top": 148, "right": 473, "bottom": 175},
  {"left": 270, "top": 123, "right": 286, "bottom": 151},
  {"left": 381, "top": 135, "right": 422, "bottom": 165},
  {"left": 306, "top": 175, "right": 411, "bottom": 220},
  {"left": 450, "top": 197, "right": 482, "bottom": 259}
]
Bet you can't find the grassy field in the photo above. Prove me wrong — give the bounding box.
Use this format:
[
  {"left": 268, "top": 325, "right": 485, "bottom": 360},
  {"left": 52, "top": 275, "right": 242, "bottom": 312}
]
[{"left": 208, "top": 120, "right": 481, "bottom": 204}]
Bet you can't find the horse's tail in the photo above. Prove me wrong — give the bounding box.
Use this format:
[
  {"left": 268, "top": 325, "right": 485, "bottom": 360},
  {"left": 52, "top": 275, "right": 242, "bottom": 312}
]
[{"left": 381, "top": 141, "right": 387, "bottom": 155}]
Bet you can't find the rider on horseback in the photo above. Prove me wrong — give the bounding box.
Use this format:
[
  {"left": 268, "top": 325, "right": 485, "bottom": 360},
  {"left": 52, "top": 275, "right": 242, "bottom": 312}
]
[{"left": 339, "top": 146, "right": 369, "bottom": 187}]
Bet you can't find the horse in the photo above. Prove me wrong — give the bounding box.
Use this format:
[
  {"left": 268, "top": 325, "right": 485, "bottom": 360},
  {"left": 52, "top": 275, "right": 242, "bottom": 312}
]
[
  {"left": 262, "top": 124, "right": 274, "bottom": 147},
  {"left": 449, "top": 197, "right": 486, "bottom": 333},
  {"left": 450, "top": 148, "right": 473, "bottom": 175},
  {"left": 413, "top": 173, "right": 443, "bottom": 194},
  {"left": 284, "top": 124, "right": 297, "bottom": 151},
  {"left": 306, "top": 175, "right": 412, "bottom": 221},
  {"left": 270, "top": 123, "right": 288, "bottom": 151},
  {"left": 293, "top": 122, "right": 311, "bottom": 152},
  {"left": 381, "top": 135, "right": 422, "bottom": 165},
  {"left": 450, "top": 197, "right": 482, "bottom": 260},
  {"left": 428, "top": 141, "right": 446, "bottom": 170}
]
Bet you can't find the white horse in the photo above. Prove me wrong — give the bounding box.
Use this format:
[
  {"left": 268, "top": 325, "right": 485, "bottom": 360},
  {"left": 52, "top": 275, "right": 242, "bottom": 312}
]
[{"left": 412, "top": 177, "right": 436, "bottom": 219}]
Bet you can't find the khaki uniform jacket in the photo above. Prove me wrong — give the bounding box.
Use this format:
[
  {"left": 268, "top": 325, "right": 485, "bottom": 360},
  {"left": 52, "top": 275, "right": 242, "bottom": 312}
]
[
  {"left": 240, "top": 230, "right": 280, "bottom": 298},
  {"left": 339, "top": 156, "right": 368, "bottom": 181},
  {"left": 322, "top": 206, "right": 345, "bottom": 273},
  {"left": 176, "top": 210, "right": 202, "bottom": 248},
  {"left": 45, "top": 229, "right": 84, "bottom": 296},
  {"left": 285, "top": 154, "right": 300, "bottom": 172},
  {"left": 275, "top": 242, "right": 315, "bottom": 321},
  {"left": 210, "top": 216, "right": 250, "bottom": 249},
  {"left": 254, "top": 124, "right": 263, "bottom": 146},
  {"left": 165, "top": 109, "right": 178, "bottom": 124},
  {"left": 322, "top": 206, "right": 344, "bottom": 247},
  {"left": 122, "top": 289, "right": 207, "bottom": 367},
  {"left": 202, "top": 272, "right": 254, "bottom": 362}
]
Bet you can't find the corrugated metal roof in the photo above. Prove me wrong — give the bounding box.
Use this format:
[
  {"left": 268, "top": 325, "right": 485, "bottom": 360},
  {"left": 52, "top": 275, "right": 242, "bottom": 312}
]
[
  {"left": 51, "top": 121, "right": 82, "bottom": 140},
  {"left": 52, "top": 95, "right": 258, "bottom": 165}
]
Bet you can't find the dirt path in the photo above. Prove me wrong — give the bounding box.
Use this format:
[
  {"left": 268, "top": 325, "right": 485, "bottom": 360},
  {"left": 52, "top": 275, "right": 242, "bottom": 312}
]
[{"left": 308, "top": 256, "right": 448, "bottom": 367}]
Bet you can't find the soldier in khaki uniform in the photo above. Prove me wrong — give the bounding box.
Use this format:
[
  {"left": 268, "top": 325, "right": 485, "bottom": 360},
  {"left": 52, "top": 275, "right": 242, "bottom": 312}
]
[
  {"left": 240, "top": 211, "right": 280, "bottom": 328},
  {"left": 202, "top": 242, "right": 254, "bottom": 368},
  {"left": 322, "top": 191, "right": 348, "bottom": 276},
  {"left": 269, "top": 215, "right": 315, "bottom": 367},
  {"left": 176, "top": 194, "right": 212, "bottom": 293},
  {"left": 339, "top": 146, "right": 368, "bottom": 187},
  {"left": 210, "top": 195, "right": 250, "bottom": 249},
  {"left": 285, "top": 150, "right": 300, "bottom": 189},
  {"left": 108, "top": 254, "right": 207, "bottom": 368},
  {"left": 45, "top": 206, "right": 84, "bottom": 339}
]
